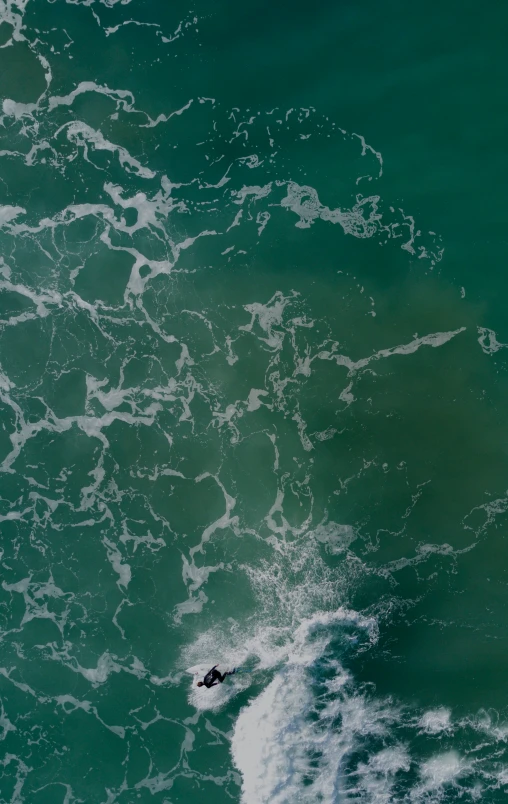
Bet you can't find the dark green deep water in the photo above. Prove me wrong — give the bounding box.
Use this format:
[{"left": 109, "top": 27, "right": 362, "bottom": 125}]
[{"left": 1, "top": 1, "right": 508, "bottom": 801}]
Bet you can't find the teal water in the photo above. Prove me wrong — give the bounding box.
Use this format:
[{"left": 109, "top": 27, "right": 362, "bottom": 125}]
[{"left": 1, "top": 1, "right": 508, "bottom": 801}]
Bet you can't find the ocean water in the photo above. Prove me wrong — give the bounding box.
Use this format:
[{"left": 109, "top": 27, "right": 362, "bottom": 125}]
[{"left": 1, "top": 0, "right": 508, "bottom": 801}]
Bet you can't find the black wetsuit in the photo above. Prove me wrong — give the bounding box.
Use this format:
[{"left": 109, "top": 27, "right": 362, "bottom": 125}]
[{"left": 202, "top": 665, "right": 235, "bottom": 688}]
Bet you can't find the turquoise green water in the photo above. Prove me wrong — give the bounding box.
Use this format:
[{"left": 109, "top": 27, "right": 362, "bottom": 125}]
[{"left": 1, "top": 1, "right": 508, "bottom": 801}]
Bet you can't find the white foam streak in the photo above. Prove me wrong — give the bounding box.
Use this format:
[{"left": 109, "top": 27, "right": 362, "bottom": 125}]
[
  {"left": 419, "top": 707, "right": 452, "bottom": 734},
  {"left": 233, "top": 183, "right": 272, "bottom": 204},
  {"left": 55, "top": 694, "right": 125, "bottom": 738},
  {"left": 478, "top": 326, "right": 508, "bottom": 354},
  {"left": 48, "top": 82, "right": 136, "bottom": 112},
  {"left": 239, "top": 290, "right": 296, "bottom": 351},
  {"left": 102, "top": 536, "right": 131, "bottom": 588},
  {"left": 0, "top": 205, "right": 26, "bottom": 227},
  {"left": 413, "top": 751, "right": 466, "bottom": 797},
  {"left": 318, "top": 327, "right": 466, "bottom": 377},
  {"left": 0, "top": 0, "right": 28, "bottom": 45},
  {"left": 0, "top": 399, "right": 161, "bottom": 474},
  {"left": 140, "top": 98, "right": 194, "bottom": 129},
  {"left": 58, "top": 121, "right": 155, "bottom": 178},
  {"left": 281, "top": 182, "right": 381, "bottom": 240},
  {"left": 2, "top": 574, "right": 71, "bottom": 636}
]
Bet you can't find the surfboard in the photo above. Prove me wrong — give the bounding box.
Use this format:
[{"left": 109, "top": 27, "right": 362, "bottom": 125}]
[
  {"left": 186, "top": 663, "right": 245, "bottom": 680},
  {"left": 186, "top": 663, "right": 223, "bottom": 677}
]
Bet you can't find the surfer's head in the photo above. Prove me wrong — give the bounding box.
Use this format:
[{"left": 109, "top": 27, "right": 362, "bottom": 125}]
[{"left": 197, "top": 681, "right": 204, "bottom": 687}]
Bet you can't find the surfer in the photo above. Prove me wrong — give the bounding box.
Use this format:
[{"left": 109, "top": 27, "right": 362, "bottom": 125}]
[{"left": 197, "top": 665, "right": 236, "bottom": 688}]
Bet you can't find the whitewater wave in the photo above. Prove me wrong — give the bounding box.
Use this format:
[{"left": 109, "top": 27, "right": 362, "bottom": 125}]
[
  {"left": 231, "top": 608, "right": 385, "bottom": 804},
  {"left": 183, "top": 526, "right": 508, "bottom": 803}
]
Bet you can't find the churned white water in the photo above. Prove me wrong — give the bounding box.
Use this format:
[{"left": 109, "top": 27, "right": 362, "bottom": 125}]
[{"left": 230, "top": 610, "right": 382, "bottom": 804}]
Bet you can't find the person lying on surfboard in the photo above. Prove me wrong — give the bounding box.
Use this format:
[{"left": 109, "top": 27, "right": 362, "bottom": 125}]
[{"left": 197, "top": 665, "right": 236, "bottom": 688}]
